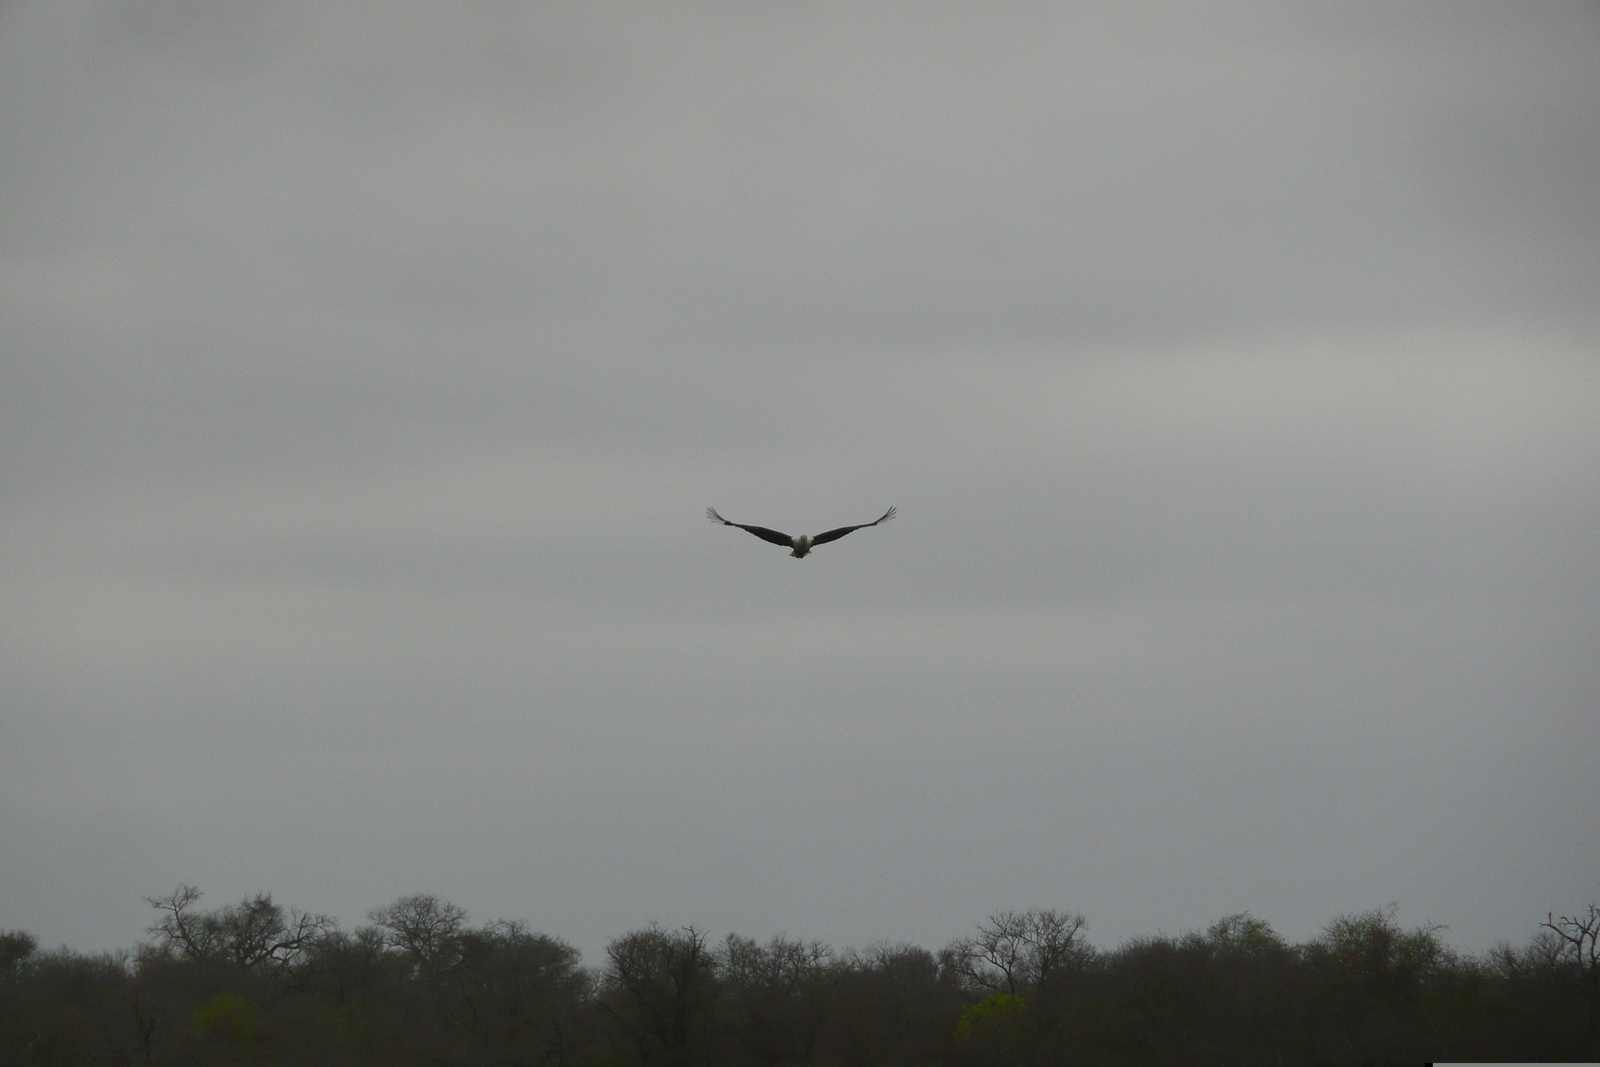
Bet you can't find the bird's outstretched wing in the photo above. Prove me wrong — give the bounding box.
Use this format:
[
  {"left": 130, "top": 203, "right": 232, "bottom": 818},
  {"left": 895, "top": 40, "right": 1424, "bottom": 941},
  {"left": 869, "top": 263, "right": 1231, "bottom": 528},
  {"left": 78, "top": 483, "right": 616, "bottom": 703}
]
[
  {"left": 810, "top": 506, "right": 897, "bottom": 547},
  {"left": 707, "top": 507, "right": 795, "bottom": 548}
]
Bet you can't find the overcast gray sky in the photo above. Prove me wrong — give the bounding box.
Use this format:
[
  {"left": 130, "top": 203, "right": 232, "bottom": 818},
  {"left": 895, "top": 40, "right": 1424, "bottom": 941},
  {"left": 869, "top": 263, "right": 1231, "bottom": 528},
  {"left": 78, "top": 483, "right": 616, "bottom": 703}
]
[{"left": 2, "top": 1, "right": 1597, "bottom": 962}]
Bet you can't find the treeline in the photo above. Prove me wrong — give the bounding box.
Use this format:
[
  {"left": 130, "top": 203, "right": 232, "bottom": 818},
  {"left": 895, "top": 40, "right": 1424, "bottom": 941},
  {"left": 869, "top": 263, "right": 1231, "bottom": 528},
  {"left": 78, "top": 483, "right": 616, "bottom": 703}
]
[{"left": 2, "top": 889, "right": 1596, "bottom": 1065}]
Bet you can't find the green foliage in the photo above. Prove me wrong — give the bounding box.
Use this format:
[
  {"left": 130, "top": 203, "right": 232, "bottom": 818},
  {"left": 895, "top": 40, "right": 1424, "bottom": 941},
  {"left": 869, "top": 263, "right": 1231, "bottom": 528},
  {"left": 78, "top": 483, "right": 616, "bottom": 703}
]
[
  {"left": 192, "top": 992, "right": 263, "bottom": 1043},
  {"left": 954, "top": 991, "right": 1028, "bottom": 1041}
]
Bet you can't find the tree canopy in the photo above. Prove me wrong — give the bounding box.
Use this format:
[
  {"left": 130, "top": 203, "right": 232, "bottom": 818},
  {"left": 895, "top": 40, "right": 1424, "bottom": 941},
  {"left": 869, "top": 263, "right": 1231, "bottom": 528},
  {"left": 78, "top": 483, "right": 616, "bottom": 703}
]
[{"left": 0, "top": 891, "right": 1593, "bottom": 1065}]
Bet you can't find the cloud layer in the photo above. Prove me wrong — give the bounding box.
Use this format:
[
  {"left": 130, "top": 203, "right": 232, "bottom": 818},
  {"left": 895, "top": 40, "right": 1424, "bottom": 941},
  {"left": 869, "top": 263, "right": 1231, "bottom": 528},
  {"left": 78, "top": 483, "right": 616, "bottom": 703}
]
[{"left": 2, "top": 1, "right": 1597, "bottom": 959}]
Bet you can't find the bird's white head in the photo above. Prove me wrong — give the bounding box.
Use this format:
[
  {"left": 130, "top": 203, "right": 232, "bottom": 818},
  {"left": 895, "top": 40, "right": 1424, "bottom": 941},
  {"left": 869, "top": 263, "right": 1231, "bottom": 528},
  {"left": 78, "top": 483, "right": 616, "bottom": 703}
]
[{"left": 790, "top": 535, "right": 813, "bottom": 558}]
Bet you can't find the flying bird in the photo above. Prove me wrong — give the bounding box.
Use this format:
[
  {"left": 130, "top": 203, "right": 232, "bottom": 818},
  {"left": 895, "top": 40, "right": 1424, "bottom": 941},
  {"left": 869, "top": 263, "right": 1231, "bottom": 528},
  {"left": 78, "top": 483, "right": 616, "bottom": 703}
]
[{"left": 706, "top": 506, "right": 897, "bottom": 558}]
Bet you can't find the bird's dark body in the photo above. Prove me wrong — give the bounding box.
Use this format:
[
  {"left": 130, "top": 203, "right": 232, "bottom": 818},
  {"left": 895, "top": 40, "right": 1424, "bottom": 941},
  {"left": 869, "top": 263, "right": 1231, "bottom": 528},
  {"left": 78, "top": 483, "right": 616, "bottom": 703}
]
[{"left": 706, "top": 507, "right": 896, "bottom": 557}]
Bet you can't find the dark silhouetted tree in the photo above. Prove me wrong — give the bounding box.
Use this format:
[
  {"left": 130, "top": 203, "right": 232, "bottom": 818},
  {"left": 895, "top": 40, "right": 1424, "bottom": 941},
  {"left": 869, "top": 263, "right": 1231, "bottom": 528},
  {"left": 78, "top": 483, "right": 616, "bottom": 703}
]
[
  {"left": 952, "top": 908, "right": 1091, "bottom": 997},
  {"left": 144, "top": 884, "right": 331, "bottom": 974},
  {"left": 1542, "top": 904, "right": 1600, "bottom": 1057},
  {"left": 601, "top": 924, "right": 718, "bottom": 1067},
  {"left": 453, "top": 919, "right": 591, "bottom": 1065},
  {"left": 368, "top": 893, "right": 468, "bottom": 978},
  {"left": 0, "top": 931, "right": 36, "bottom": 979},
  {"left": 1303, "top": 903, "right": 1454, "bottom": 1064},
  {"left": 819, "top": 941, "right": 964, "bottom": 1066},
  {"left": 719, "top": 933, "right": 832, "bottom": 1066}
]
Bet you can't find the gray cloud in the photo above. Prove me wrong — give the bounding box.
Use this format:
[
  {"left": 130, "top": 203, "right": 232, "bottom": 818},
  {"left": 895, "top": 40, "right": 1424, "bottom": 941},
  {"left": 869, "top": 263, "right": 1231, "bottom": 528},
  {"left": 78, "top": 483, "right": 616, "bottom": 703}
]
[{"left": 2, "top": 2, "right": 1597, "bottom": 960}]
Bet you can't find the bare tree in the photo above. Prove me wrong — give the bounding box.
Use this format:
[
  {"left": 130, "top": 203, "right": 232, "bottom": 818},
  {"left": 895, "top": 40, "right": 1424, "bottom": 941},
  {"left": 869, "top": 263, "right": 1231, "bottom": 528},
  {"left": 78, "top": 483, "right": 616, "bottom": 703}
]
[
  {"left": 368, "top": 893, "right": 468, "bottom": 976},
  {"left": 1543, "top": 905, "right": 1600, "bottom": 975},
  {"left": 1542, "top": 905, "right": 1600, "bottom": 1055},
  {"left": 720, "top": 935, "right": 833, "bottom": 1065},
  {"left": 144, "top": 885, "right": 331, "bottom": 973},
  {"left": 954, "top": 909, "right": 1090, "bottom": 996},
  {"left": 602, "top": 925, "right": 716, "bottom": 1067},
  {"left": 721, "top": 934, "right": 831, "bottom": 996}
]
